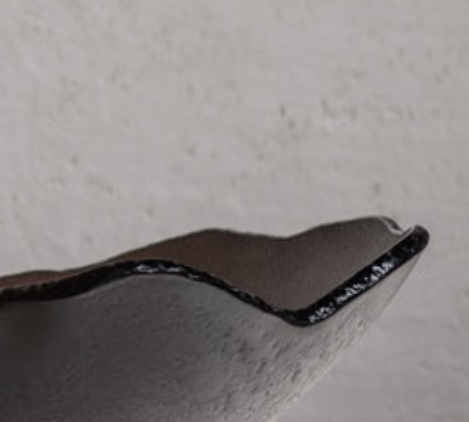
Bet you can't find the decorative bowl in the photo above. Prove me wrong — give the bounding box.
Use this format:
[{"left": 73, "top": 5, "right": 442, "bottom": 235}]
[{"left": 0, "top": 216, "right": 429, "bottom": 422}]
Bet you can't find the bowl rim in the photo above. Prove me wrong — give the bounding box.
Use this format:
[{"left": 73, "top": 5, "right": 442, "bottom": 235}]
[{"left": 0, "top": 223, "right": 429, "bottom": 327}]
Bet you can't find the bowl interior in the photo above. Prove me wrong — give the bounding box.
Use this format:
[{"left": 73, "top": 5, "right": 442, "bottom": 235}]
[{"left": 0, "top": 217, "right": 409, "bottom": 310}]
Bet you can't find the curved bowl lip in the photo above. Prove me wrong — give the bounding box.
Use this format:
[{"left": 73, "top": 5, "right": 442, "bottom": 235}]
[{"left": 0, "top": 222, "right": 429, "bottom": 327}]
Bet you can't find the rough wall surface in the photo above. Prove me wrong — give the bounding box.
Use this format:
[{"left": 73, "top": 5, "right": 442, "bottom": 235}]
[{"left": 0, "top": 0, "right": 468, "bottom": 420}]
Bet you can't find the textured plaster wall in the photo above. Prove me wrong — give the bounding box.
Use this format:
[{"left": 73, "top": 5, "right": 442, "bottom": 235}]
[{"left": 0, "top": 0, "right": 468, "bottom": 421}]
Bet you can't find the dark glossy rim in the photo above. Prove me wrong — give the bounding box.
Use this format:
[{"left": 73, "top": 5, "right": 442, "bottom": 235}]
[{"left": 0, "top": 225, "right": 429, "bottom": 327}]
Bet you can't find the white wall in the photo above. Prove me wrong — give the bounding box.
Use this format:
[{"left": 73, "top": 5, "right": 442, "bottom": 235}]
[{"left": 0, "top": 0, "right": 468, "bottom": 420}]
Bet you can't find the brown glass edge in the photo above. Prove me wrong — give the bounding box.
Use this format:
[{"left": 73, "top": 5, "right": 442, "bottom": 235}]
[{"left": 0, "top": 226, "right": 429, "bottom": 327}]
